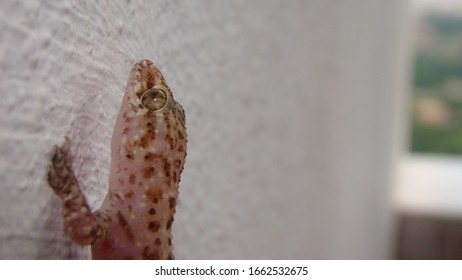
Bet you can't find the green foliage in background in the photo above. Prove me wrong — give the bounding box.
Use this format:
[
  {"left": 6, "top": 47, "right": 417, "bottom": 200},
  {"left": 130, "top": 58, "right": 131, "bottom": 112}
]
[
  {"left": 412, "top": 122, "right": 462, "bottom": 154},
  {"left": 411, "top": 13, "right": 462, "bottom": 155},
  {"left": 414, "top": 54, "right": 462, "bottom": 88}
]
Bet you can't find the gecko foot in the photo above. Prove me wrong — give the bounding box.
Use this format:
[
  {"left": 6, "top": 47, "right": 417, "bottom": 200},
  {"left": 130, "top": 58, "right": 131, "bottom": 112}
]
[
  {"left": 47, "top": 137, "right": 76, "bottom": 195},
  {"left": 47, "top": 137, "right": 110, "bottom": 245}
]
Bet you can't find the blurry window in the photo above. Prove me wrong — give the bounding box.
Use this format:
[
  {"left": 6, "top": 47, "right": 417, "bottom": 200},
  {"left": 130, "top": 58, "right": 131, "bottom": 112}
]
[{"left": 411, "top": 5, "right": 462, "bottom": 155}]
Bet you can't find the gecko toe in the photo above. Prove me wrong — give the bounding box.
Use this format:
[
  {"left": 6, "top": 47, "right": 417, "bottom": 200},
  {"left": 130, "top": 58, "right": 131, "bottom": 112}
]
[{"left": 47, "top": 137, "right": 76, "bottom": 194}]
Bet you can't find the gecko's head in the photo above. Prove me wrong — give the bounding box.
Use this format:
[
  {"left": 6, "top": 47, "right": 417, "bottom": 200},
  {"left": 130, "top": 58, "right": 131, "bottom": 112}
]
[{"left": 125, "top": 59, "right": 185, "bottom": 125}]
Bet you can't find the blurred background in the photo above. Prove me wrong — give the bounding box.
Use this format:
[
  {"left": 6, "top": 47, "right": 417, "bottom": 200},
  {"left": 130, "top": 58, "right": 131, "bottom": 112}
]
[
  {"left": 1, "top": 0, "right": 462, "bottom": 259},
  {"left": 395, "top": 0, "right": 462, "bottom": 259}
]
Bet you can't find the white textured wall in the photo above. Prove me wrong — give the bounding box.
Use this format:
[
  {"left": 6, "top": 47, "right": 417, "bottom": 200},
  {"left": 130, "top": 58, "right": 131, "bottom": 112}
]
[{"left": 0, "top": 1, "right": 408, "bottom": 259}]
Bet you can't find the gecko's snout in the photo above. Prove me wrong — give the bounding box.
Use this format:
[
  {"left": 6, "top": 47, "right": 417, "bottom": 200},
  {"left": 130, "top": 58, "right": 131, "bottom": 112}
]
[{"left": 129, "top": 59, "right": 166, "bottom": 99}]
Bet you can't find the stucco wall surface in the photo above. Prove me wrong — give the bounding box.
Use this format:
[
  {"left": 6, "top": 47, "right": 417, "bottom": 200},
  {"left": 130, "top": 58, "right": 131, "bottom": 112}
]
[{"left": 0, "top": 1, "right": 408, "bottom": 259}]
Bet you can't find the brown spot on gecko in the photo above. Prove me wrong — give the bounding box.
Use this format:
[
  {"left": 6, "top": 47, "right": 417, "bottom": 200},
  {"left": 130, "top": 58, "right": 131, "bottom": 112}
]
[
  {"left": 117, "top": 211, "right": 128, "bottom": 227},
  {"left": 126, "top": 152, "right": 134, "bottom": 160},
  {"left": 122, "top": 127, "right": 130, "bottom": 134},
  {"left": 144, "top": 152, "right": 161, "bottom": 161},
  {"left": 178, "top": 145, "right": 184, "bottom": 152},
  {"left": 124, "top": 191, "right": 134, "bottom": 198},
  {"left": 114, "top": 193, "right": 122, "bottom": 202},
  {"left": 142, "top": 246, "right": 160, "bottom": 260},
  {"left": 164, "top": 115, "right": 171, "bottom": 130},
  {"left": 166, "top": 217, "right": 174, "bottom": 230},
  {"left": 148, "top": 221, "right": 160, "bottom": 232},
  {"left": 165, "top": 134, "right": 174, "bottom": 149},
  {"left": 178, "top": 130, "right": 184, "bottom": 140},
  {"left": 128, "top": 204, "right": 132, "bottom": 212},
  {"left": 142, "top": 166, "right": 155, "bottom": 179},
  {"left": 149, "top": 208, "right": 156, "bottom": 215},
  {"left": 129, "top": 174, "right": 136, "bottom": 184},
  {"left": 117, "top": 211, "right": 134, "bottom": 242},
  {"left": 169, "top": 197, "right": 176, "bottom": 209},
  {"left": 168, "top": 237, "right": 172, "bottom": 246},
  {"left": 124, "top": 112, "right": 132, "bottom": 123},
  {"left": 155, "top": 238, "right": 161, "bottom": 246},
  {"left": 138, "top": 127, "right": 156, "bottom": 148},
  {"left": 138, "top": 136, "right": 148, "bottom": 148},
  {"left": 145, "top": 188, "right": 162, "bottom": 203},
  {"left": 163, "top": 158, "right": 171, "bottom": 178},
  {"left": 64, "top": 200, "right": 72, "bottom": 209},
  {"left": 146, "top": 129, "right": 155, "bottom": 140},
  {"left": 143, "top": 111, "right": 153, "bottom": 119}
]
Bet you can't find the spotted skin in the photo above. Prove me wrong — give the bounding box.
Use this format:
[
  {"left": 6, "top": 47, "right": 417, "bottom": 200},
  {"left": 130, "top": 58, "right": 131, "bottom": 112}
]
[{"left": 47, "top": 60, "right": 187, "bottom": 260}]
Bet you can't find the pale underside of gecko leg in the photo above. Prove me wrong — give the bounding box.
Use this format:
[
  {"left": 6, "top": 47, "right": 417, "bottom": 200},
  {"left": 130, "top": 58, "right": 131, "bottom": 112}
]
[{"left": 47, "top": 137, "right": 110, "bottom": 245}]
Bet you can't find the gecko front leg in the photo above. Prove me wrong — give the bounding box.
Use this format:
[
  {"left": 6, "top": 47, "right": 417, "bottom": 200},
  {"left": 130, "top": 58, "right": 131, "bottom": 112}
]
[{"left": 47, "top": 137, "right": 110, "bottom": 245}]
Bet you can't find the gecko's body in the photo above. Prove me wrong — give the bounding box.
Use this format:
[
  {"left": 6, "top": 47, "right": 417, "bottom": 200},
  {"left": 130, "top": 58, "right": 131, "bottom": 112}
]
[{"left": 47, "top": 59, "right": 187, "bottom": 259}]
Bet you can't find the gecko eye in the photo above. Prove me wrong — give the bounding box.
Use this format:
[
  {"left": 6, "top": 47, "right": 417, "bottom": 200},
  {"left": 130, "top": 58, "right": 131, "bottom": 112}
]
[{"left": 141, "top": 88, "right": 167, "bottom": 111}]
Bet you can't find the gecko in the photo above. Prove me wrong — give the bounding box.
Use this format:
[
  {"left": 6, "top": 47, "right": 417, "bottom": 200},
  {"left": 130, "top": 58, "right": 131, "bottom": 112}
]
[{"left": 47, "top": 59, "right": 187, "bottom": 260}]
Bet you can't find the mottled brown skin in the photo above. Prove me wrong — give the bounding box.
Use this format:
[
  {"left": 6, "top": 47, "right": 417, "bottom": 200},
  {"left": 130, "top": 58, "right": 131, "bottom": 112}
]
[{"left": 47, "top": 60, "right": 187, "bottom": 259}]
